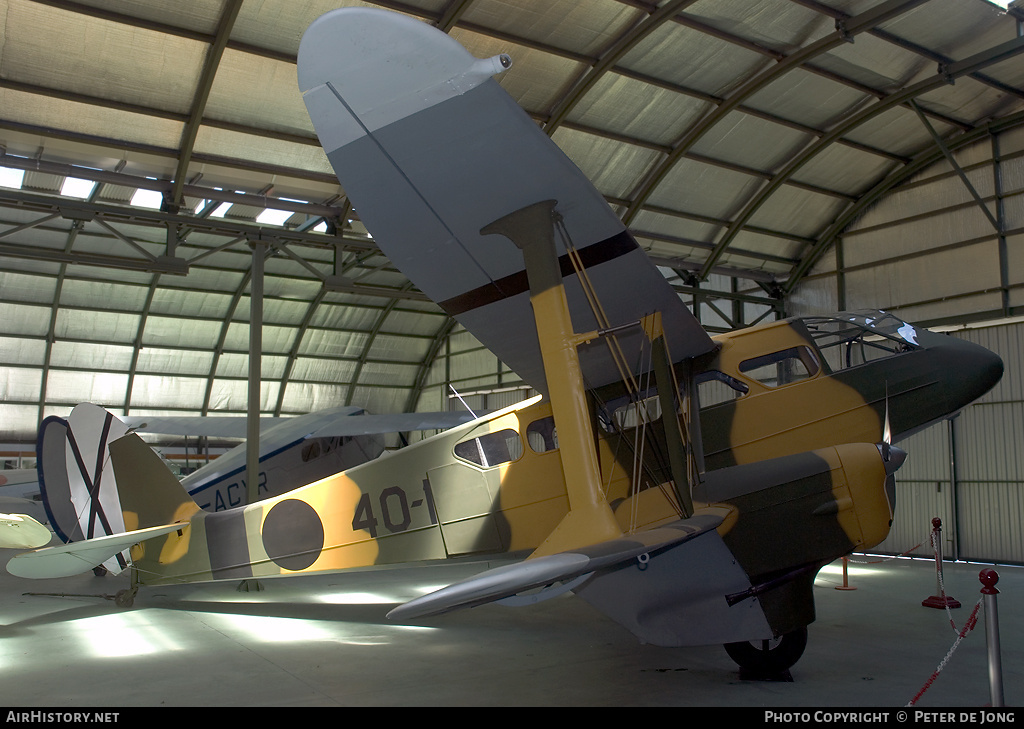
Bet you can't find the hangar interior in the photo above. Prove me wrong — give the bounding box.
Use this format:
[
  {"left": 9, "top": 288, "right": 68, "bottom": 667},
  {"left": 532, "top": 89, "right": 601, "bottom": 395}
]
[{"left": 0, "top": 0, "right": 1022, "bottom": 707}]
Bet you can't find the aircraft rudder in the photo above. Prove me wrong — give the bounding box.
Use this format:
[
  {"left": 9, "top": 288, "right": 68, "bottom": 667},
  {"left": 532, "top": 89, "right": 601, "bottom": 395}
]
[
  {"left": 108, "top": 433, "right": 200, "bottom": 531},
  {"left": 35, "top": 414, "right": 81, "bottom": 544}
]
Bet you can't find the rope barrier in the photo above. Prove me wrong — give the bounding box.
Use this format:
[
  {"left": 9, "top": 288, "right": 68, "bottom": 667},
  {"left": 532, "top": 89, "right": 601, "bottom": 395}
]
[
  {"left": 847, "top": 537, "right": 928, "bottom": 564},
  {"left": 906, "top": 597, "right": 983, "bottom": 706},
  {"left": 824, "top": 535, "right": 930, "bottom": 591},
  {"left": 905, "top": 519, "right": 1005, "bottom": 706},
  {"left": 922, "top": 517, "right": 961, "bottom": 609}
]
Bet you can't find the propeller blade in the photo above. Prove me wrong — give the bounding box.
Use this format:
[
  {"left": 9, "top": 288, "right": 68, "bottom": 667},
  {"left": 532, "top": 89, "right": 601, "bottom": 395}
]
[{"left": 883, "top": 386, "right": 891, "bottom": 447}]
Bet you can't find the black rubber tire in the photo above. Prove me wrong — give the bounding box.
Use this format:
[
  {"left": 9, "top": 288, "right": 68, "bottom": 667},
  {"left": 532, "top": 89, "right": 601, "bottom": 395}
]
[{"left": 723, "top": 627, "right": 808, "bottom": 673}]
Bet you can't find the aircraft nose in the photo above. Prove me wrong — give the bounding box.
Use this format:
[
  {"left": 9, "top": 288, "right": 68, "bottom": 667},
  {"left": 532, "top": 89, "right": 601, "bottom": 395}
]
[
  {"left": 938, "top": 336, "right": 1004, "bottom": 408},
  {"left": 913, "top": 329, "right": 1003, "bottom": 412}
]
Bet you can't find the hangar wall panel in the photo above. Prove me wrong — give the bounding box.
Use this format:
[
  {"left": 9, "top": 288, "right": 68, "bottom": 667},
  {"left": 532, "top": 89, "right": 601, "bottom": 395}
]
[
  {"left": 0, "top": 404, "right": 41, "bottom": 441},
  {"left": 873, "top": 419, "right": 952, "bottom": 559},
  {"left": 872, "top": 320, "right": 1024, "bottom": 565},
  {"left": 791, "top": 126, "right": 1024, "bottom": 327}
]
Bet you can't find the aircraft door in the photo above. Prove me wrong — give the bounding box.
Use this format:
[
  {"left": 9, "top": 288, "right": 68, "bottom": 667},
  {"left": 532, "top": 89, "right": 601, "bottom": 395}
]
[{"left": 426, "top": 463, "right": 504, "bottom": 556}]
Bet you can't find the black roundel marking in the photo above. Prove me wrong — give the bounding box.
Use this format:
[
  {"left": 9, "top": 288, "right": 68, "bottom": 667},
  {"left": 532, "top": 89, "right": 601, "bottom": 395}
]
[{"left": 261, "top": 499, "right": 324, "bottom": 571}]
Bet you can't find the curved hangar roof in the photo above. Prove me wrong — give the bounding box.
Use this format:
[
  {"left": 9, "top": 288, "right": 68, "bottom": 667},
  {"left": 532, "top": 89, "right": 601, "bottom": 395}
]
[{"left": 0, "top": 0, "right": 1022, "bottom": 440}]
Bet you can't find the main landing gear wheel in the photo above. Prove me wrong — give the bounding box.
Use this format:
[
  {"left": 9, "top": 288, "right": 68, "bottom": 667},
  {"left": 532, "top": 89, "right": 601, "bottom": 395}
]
[{"left": 724, "top": 627, "right": 807, "bottom": 676}]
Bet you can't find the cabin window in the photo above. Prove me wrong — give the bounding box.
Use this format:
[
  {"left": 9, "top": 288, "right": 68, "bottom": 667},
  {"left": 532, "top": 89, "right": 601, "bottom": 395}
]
[
  {"left": 526, "top": 416, "right": 558, "bottom": 453},
  {"left": 454, "top": 429, "right": 523, "bottom": 468},
  {"left": 301, "top": 437, "right": 341, "bottom": 462},
  {"left": 696, "top": 370, "right": 749, "bottom": 407},
  {"left": 612, "top": 395, "right": 662, "bottom": 429},
  {"left": 739, "top": 346, "right": 819, "bottom": 388}
]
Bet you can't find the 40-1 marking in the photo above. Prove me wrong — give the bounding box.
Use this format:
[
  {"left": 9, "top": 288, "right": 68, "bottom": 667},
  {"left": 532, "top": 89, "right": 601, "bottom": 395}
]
[{"left": 351, "top": 482, "right": 437, "bottom": 538}]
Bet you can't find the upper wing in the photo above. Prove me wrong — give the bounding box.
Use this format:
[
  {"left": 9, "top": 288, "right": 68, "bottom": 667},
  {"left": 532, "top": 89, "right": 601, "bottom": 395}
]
[
  {"left": 119, "top": 415, "right": 285, "bottom": 438},
  {"left": 0, "top": 469, "right": 40, "bottom": 499},
  {"left": 298, "top": 8, "right": 715, "bottom": 394},
  {"left": 120, "top": 408, "right": 476, "bottom": 439}
]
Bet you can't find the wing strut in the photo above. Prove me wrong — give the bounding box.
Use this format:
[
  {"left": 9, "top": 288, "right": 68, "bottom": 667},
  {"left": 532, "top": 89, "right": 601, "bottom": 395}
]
[
  {"left": 481, "top": 200, "right": 622, "bottom": 557},
  {"left": 555, "top": 214, "right": 701, "bottom": 519},
  {"left": 650, "top": 316, "right": 697, "bottom": 518}
]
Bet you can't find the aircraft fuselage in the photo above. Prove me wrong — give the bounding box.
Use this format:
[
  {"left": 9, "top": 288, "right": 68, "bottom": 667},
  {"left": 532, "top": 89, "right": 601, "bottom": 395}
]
[{"left": 130, "top": 310, "right": 1002, "bottom": 618}]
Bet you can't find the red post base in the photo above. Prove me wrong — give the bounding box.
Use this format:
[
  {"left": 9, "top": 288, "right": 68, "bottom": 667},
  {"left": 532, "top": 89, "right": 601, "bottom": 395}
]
[{"left": 922, "top": 594, "right": 961, "bottom": 609}]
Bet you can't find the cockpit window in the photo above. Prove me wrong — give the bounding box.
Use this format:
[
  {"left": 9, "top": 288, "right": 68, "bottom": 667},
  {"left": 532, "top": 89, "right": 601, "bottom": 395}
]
[
  {"left": 696, "top": 370, "right": 749, "bottom": 406},
  {"left": 454, "top": 429, "right": 523, "bottom": 468},
  {"left": 739, "top": 346, "right": 819, "bottom": 388},
  {"left": 802, "top": 310, "right": 918, "bottom": 373}
]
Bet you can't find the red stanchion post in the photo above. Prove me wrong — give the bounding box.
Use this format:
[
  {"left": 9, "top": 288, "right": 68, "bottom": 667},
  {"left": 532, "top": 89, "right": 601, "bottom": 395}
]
[
  {"left": 922, "top": 517, "right": 961, "bottom": 609},
  {"left": 835, "top": 555, "right": 857, "bottom": 591},
  {"left": 980, "top": 569, "right": 1004, "bottom": 707}
]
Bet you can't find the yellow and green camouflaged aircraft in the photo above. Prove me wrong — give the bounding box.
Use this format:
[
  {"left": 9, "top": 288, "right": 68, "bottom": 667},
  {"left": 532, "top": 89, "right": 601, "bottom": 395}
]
[{"left": 6, "top": 8, "right": 1003, "bottom": 675}]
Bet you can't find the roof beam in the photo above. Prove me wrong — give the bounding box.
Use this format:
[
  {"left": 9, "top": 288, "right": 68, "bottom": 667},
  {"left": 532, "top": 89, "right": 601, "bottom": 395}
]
[
  {"left": 168, "top": 0, "right": 243, "bottom": 212},
  {"left": 543, "top": 0, "right": 700, "bottom": 136},
  {"left": 623, "top": 0, "right": 930, "bottom": 231},
  {"left": 436, "top": 0, "right": 476, "bottom": 32},
  {"left": 909, "top": 100, "right": 1001, "bottom": 233},
  {"left": 786, "top": 110, "right": 1024, "bottom": 292},
  {"left": 701, "top": 28, "right": 1024, "bottom": 281}
]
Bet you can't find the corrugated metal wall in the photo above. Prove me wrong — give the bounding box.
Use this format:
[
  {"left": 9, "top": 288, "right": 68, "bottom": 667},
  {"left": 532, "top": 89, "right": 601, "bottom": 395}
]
[
  {"left": 874, "top": 320, "right": 1024, "bottom": 565},
  {"left": 790, "top": 122, "right": 1024, "bottom": 566}
]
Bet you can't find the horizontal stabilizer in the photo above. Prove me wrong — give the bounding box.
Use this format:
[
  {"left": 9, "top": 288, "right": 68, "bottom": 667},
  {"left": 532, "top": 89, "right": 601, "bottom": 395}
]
[
  {"left": 387, "top": 511, "right": 725, "bottom": 621},
  {"left": 0, "top": 513, "right": 52, "bottom": 550},
  {"left": 6, "top": 522, "right": 187, "bottom": 579}
]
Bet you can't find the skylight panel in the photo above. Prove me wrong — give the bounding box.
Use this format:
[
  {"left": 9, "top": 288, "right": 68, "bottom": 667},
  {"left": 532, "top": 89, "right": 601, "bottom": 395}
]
[
  {"left": 256, "top": 208, "right": 293, "bottom": 226},
  {"left": 61, "top": 177, "right": 97, "bottom": 199},
  {"left": 210, "top": 201, "right": 233, "bottom": 218},
  {"left": 130, "top": 188, "right": 164, "bottom": 209},
  {"left": 0, "top": 167, "right": 24, "bottom": 189},
  {"left": 256, "top": 198, "right": 306, "bottom": 227}
]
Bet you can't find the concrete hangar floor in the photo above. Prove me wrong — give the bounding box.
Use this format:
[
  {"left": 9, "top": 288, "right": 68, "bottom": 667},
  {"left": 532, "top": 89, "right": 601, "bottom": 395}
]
[{"left": 0, "top": 552, "right": 1018, "bottom": 708}]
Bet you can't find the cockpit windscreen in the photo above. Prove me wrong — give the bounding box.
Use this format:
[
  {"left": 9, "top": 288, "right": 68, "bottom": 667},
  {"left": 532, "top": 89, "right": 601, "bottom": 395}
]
[{"left": 800, "top": 310, "right": 918, "bottom": 373}]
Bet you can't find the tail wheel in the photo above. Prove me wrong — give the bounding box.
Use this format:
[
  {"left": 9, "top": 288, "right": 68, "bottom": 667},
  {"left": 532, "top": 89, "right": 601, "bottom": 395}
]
[
  {"left": 724, "top": 627, "right": 808, "bottom": 674},
  {"left": 114, "top": 588, "right": 137, "bottom": 609}
]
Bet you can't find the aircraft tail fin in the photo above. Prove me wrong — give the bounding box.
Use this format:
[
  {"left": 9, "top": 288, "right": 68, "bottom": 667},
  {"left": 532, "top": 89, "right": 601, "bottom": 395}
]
[
  {"left": 107, "top": 433, "right": 201, "bottom": 531},
  {"left": 36, "top": 403, "right": 199, "bottom": 575},
  {"left": 37, "top": 404, "right": 130, "bottom": 572}
]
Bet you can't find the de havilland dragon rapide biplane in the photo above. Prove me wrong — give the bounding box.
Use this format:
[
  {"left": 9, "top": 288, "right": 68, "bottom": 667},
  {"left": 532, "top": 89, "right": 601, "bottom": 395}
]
[{"left": 5, "top": 8, "right": 1004, "bottom": 675}]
